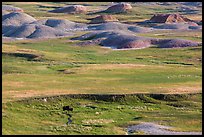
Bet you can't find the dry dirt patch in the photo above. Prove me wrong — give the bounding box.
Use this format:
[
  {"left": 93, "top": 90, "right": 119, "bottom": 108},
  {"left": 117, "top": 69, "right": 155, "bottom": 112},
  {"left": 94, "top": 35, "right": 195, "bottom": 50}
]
[
  {"left": 166, "top": 86, "right": 202, "bottom": 94},
  {"left": 3, "top": 81, "right": 25, "bottom": 88},
  {"left": 82, "top": 64, "right": 148, "bottom": 70}
]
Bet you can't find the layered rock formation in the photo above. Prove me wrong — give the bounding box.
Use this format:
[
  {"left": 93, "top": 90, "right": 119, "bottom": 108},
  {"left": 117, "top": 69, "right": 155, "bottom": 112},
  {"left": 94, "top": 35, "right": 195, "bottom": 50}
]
[
  {"left": 89, "top": 15, "right": 119, "bottom": 24},
  {"left": 49, "top": 5, "right": 87, "bottom": 14},
  {"left": 150, "top": 13, "right": 192, "bottom": 23},
  {"left": 105, "top": 3, "right": 132, "bottom": 13}
]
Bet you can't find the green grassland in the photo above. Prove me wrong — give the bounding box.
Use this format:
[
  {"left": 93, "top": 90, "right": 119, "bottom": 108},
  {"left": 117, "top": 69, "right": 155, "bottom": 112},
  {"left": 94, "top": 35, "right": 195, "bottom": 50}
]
[
  {"left": 2, "top": 2, "right": 202, "bottom": 135},
  {"left": 2, "top": 94, "right": 202, "bottom": 135},
  {"left": 2, "top": 36, "right": 202, "bottom": 102},
  {"left": 2, "top": 35, "right": 202, "bottom": 134}
]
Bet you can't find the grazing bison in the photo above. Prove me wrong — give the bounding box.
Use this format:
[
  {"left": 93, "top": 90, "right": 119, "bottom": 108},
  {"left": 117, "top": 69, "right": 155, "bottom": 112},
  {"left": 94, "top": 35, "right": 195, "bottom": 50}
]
[
  {"left": 63, "top": 106, "right": 73, "bottom": 124},
  {"left": 63, "top": 106, "right": 73, "bottom": 111}
]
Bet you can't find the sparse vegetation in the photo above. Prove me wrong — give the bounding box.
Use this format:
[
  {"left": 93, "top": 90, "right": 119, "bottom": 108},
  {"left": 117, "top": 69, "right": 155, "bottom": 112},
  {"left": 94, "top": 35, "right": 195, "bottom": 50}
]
[
  {"left": 2, "top": 2, "right": 202, "bottom": 135},
  {"left": 2, "top": 94, "right": 202, "bottom": 135}
]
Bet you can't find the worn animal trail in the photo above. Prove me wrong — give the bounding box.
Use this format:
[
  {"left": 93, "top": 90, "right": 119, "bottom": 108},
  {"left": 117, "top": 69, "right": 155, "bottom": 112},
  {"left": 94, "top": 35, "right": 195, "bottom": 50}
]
[{"left": 63, "top": 106, "right": 73, "bottom": 125}]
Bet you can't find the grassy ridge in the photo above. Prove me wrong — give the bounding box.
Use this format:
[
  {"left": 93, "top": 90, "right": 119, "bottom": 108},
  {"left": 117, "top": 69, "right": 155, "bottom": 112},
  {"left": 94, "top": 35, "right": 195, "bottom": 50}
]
[{"left": 2, "top": 93, "right": 202, "bottom": 135}]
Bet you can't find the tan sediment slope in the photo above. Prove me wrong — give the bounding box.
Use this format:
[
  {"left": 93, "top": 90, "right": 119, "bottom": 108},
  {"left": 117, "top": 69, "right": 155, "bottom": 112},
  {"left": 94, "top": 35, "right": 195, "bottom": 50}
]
[
  {"left": 89, "top": 15, "right": 119, "bottom": 24},
  {"left": 105, "top": 3, "right": 132, "bottom": 13},
  {"left": 149, "top": 13, "right": 192, "bottom": 23},
  {"left": 49, "top": 5, "right": 87, "bottom": 14}
]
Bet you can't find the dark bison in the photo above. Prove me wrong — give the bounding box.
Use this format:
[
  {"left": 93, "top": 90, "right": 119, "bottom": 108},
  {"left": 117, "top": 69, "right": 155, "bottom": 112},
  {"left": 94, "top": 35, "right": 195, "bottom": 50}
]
[{"left": 63, "top": 106, "right": 73, "bottom": 111}]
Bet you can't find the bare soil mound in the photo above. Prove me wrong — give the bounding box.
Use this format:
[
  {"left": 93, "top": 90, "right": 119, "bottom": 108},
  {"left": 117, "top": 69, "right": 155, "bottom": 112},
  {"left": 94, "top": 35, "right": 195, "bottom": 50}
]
[
  {"left": 4, "top": 24, "right": 37, "bottom": 38},
  {"left": 49, "top": 5, "right": 87, "bottom": 14},
  {"left": 150, "top": 13, "right": 192, "bottom": 23},
  {"left": 31, "top": 18, "right": 87, "bottom": 31},
  {"left": 153, "top": 22, "right": 200, "bottom": 30},
  {"left": 4, "top": 24, "right": 73, "bottom": 39},
  {"left": 181, "top": 2, "right": 202, "bottom": 7},
  {"left": 88, "top": 22, "right": 129, "bottom": 31},
  {"left": 105, "top": 3, "right": 132, "bottom": 13},
  {"left": 88, "top": 22, "right": 153, "bottom": 33},
  {"left": 2, "top": 15, "right": 88, "bottom": 39},
  {"left": 101, "top": 34, "right": 153, "bottom": 49},
  {"left": 73, "top": 31, "right": 153, "bottom": 49},
  {"left": 89, "top": 15, "right": 119, "bottom": 24},
  {"left": 73, "top": 31, "right": 117, "bottom": 41},
  {"left": 2, "top": 25, "right": 20, "bottom": 35},
  {"left": 2, "top": 12, "right": 36, "bottom": 35},
  {"left": 128, "top": 26, "right": 153, "bottom": 33},
  {"left": 155, "top": 39, "right": 200, "bottom": 48},
  {"left": 2, "top": 12, "right": 36, "bottom": 27},
  {"left": 73, "top": 31, "right": 200, "bottom": 49},
  {"left": 2, "top": 5, "right": 24, "bottom": 12}
]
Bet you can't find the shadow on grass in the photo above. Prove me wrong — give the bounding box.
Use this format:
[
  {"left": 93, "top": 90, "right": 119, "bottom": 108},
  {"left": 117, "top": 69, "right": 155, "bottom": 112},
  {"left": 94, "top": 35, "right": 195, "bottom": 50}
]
[{"left": 2, "top": 52, "right": 43, "bottom": 61}]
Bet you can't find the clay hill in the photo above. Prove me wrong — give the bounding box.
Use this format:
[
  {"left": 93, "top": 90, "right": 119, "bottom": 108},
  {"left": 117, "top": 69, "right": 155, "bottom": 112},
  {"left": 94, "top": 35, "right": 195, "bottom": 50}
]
[
  {"left": 73, "top": 31, "right": 200, "bottom": 49},
  {"left": 2, "top": 17, "right": 89, "bottom": 39},
  {"left": 88, "top": 22, "right": 153, "bottom": 33},
  {"left": 153, "top": 39, "right": 200, "bottom": 48},
  {"left": 105, "top": 3, "right": 132, "bottom": 13},
  {"left": 149, "top": 13, "right": 192, "bottom": 23},
  {"left": 2, "top": 5, "right": 24, "bottom": 12},
  {"left": 89, "top": 15, "right": 119, "bottom": 24},
  {"left": 2, "top": 7, "right": 89, "bottom": 39},
  {"left": 30, "top": 18, "right": 87, "bottom": 31},
  {"left": 49, "top": 5, "right": 87, "bottom": 14},
  {"left": 4, "top": 24, "right": 73, "bottom": 39},
  {"left": 2, "top": 12, "right": 37, "bottom": 34},
  {"left": 2, "top": 12, "right": 36, "bottom": 26},
  {"left": 73, "top": 31, "right": 153, "bottom": 49},
  {"left": 153, "top": 22, "right": 201, "bottom": 30}
]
